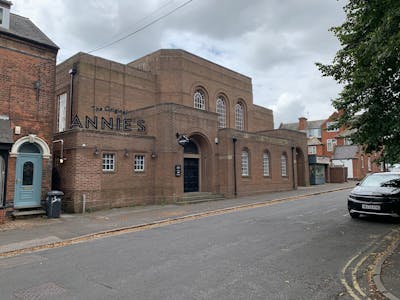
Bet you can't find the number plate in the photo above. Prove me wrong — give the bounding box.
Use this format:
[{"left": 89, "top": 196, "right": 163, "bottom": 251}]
[{"left": 362, "top": 204, "right": 381, "bottom": 211}]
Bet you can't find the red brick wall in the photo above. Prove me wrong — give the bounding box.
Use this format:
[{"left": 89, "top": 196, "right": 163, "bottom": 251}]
[{"left": 0, "top": 33, "right": 57, "bottom": 206}]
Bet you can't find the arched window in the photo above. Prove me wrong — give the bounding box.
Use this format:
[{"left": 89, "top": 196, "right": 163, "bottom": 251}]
[
  {"left": 216, "top": 96, "right": 226, "bottom": 128},
  {"left": 281, "top": 153, "right": 287, "bottom": 177},
  {"left": 241, "top": 149, "right": 249, "bottom": 176},
  {"left": 235, "top": 102, "right": 244, "bottom": 130},
  {"left": 194, "top": 89, "right": 206, "bottom": 110},
  {"left": 263, "top": 151, "right": 270, "bottom": 177}
]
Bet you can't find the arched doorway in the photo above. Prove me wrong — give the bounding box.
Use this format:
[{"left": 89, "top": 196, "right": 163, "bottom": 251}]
[
  {"left": 296, "top": 147, "right": 306, "bottom": 186},
  {"left": 183, "top": 133, "right": 213, "bottom": 193},
  {"left": 14, "top": 142, "right": 43, "bottom": 208}
]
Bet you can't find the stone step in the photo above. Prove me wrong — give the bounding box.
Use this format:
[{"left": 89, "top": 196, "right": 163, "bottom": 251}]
[
  {"left": 177, "top": 192, "right": 225, "bottom": 205},
  {"left": 12, "top": 208, "right": 46, "bottom": 218}
]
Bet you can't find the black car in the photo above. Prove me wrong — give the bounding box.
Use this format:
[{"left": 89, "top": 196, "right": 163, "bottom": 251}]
[{"left": 348, "top": 172, "right": 400, "bottom": 218}]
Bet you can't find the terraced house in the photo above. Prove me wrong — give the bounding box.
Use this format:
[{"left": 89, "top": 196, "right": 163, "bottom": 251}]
[{"left": 0, "top": 0, "right": 58, "bottom": 218}]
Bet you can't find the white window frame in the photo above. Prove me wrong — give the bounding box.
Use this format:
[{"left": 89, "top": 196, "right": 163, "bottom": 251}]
[
  {"left": 263, "top": 152, "right": 270, "bottom": 177},
  {"left": 235, "top": 103, "right": 244, "bottom": 130},
  {"left": 216, "top": 96, "right": 226, "bottom": 128},
  {"left": 361, "top": 155, "right": 364, "bottom": 169},
  {"left": 308, "top": 146, "right": 317, "bottom": 155},
  {"left": 57, "top": 93, "right": 67, "bottom": 132},
  {"left": 134, "top": 155, "right": 145, "bottom": 172},
  {"left": 102, "top": 153, "right": 115, "bottom": 172},
  {"left": 326, "top": 139, "right": 337, "bottom": 152},
  {"left": 281, "top": 154, "right": 287, "bottom": 177},
  {"left": 241, "top": 150, "right": 249, "bottom": 176},
  {"left": 194, "top": 89, "right": 206, "bottom": 110},
  {"left": 367, "top": 156, "right": 372, "bottom": 171},
  {"left": 326, "top": 121, "right": 339, "bottom": 132}
]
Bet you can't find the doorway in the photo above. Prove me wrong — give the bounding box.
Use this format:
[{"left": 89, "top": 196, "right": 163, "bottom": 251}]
[
  {"left": 14, "top": 143, "right": 43, "bottom": 208},
  {"left": 183, "top": 140, "right": 200, "bottom": 193}
]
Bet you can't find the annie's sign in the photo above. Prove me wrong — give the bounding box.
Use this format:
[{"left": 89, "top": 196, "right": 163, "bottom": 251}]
[{"left": 70, "top": 106, "right": 145, "bottom": 132}]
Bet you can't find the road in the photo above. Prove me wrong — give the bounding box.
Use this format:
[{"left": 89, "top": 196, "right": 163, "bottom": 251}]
[{"left": 0, "top": 190, "right": 398, "bottom": 299}]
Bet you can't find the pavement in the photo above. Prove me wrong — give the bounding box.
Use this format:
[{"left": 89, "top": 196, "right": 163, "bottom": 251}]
[{"left": 0, "top": 182, "right": 399, "bottom": 299}]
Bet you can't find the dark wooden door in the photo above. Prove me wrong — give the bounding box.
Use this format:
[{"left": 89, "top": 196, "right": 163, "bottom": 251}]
[{"left": 184, "top": 158, "right": 199, "bottom": 192}]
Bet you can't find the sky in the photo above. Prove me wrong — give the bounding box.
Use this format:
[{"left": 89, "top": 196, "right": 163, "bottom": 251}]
[{"left": 12, "top": 0, "right": 347, "bottom": 128}]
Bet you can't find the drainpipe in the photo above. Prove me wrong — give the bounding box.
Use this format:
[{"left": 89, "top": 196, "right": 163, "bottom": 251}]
[
  {"left": 68, "top": 67, "right": 77, "bottom": 126},
  {"left": 232, "top": 136, "right": 237, "bottom": 196},
  {"left": 291, "top": 146, "right": 296, "bottom": 189},
  {"left": 53, "top": 139, "right": 64, "bottom": 163}
]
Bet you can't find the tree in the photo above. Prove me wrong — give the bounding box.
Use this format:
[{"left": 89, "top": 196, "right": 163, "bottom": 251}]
[{"left": 317, "top": 0, "right": 400, "bottom": 164}]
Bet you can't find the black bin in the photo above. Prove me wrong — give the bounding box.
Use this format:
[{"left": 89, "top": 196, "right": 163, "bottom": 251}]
[{"left": 46, "top": 190, "right": 64, "bottom": 218}]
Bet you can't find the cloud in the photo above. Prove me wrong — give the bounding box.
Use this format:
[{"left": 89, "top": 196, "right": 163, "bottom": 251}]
[{"left": 11, "top": 0, "right": 348, "bottom": 127}]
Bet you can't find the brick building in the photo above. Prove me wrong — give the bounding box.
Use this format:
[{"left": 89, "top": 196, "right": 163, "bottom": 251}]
[
  {"left": 55, "top": 50, "right": 309, "bottom": 212},
  {"left": 280, "top": 111, "right": 381, "bottom": 182},
  {"left": 0, "top": 0, "right": 58, "bottom": 215}
]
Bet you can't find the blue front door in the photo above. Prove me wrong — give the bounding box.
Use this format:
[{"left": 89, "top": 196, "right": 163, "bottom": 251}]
[{"left": 14, "top": 154, "right": 42, "bottom": 208}]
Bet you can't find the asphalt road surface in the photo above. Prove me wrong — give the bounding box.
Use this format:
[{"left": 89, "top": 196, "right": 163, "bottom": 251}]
[{"left": 0, "top": 190, "right": 398, "bottom": 299}]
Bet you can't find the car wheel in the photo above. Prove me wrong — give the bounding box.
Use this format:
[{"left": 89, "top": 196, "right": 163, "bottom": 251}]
[{"left": 349, "top": 211, "right": 360, "bottom": 218}]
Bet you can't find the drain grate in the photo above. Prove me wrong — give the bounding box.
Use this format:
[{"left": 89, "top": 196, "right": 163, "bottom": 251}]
[{"left": 14, "top": 282, "right": 67, "bottom": 299}]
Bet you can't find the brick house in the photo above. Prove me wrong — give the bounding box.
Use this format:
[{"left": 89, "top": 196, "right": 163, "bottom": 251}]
[
  {"left": 280, "top": 111, "right": 381, "bottom": 182},
  {"left": 0, "top": 1, "right": 58, "bottom": 216},
  {"left": 55, "top": 50, "right": 309, "bottom": 212}
]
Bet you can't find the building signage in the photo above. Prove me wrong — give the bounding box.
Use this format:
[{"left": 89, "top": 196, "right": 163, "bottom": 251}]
[
  {"left": 70, "top": 105, "right": 145, "bottom": 132},
  {"left": 175, "top": 165, "right": 181, "bottom": 177}
]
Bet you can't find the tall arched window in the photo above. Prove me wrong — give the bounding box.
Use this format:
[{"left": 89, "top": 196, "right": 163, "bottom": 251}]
[
  {"left": 235, "top": 102, "right": 244, "bottom": 130},
  {"left": 194, "top": 89, "right": 206, "bottom": 110},
  {"left": 216, "top": 96, "right": 226, "bottom": 128},
  {"left": 263, "top": 151, "right": 270, "bottom": 177},
  {"left": 241, "top": 149, "right": 249, "bottom": 176},
  {"left": 281, "top": 153, "right": 287, "bottom": 177}
]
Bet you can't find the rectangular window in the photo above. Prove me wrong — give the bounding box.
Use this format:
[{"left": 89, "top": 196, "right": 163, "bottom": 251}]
[
  {"left": 57, "top": 93, "right": 67, "bottom": 132},
  {"left": 263, "top": 153, "right": 270, "bottom": 177},
  {"left": 327, "top": 139, "right": 337, "bottom": 152},
  {"left": 307, "top": 128, "right": 321, "bottom": 138},
  {"left": 344, "top": 138, "right": 352, "bottom": 145},
  {"left": 102, "top": 153, "right": 115, "bottom": 172},
  {"left": 368, "top": 156, "right": 372, "bottom": 171},
  {"left": 134, "top": 155, "right": 145, "bottom": 172},
  {"left": 326, "top": 122, "right": 339, "bottom": 132},
  {"left": 241, "top": 151, "right": 249, "bottom": 176},
  {"left": 308, "top": 146, "right": 317, "bottom": 155},
  {"left": 281, "top": 154, "right": 287, "bottom": 177}
]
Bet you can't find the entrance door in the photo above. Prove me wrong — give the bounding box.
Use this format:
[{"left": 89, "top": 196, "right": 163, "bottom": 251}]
[
  {"left": 184, "top": 158, "right": 199, "bottom": 192},
  {"left": 14, "top": 153, "right": 42, "bottom": 208}
]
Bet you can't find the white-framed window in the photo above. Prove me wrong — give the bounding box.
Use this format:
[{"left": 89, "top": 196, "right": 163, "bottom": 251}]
[
  {"left": 326, "top": 121, "right": 339, "bottom": 132},
  {"left": 307, "top": 128, "right": 321, "bottom": 138},
  {"left": 308, "top": 146, "right": 317, "bottom": 155},
  {"left": 194, "top": 89, "right": 206, "bottom": 110},
  {"left": 361, "top": 155, "right": 364, "bottom": 169},
  {"left": 263, "top": 152, "right": 270, "bottom": 177},
  {"left": 102, "top": 153, "right": 115, "bottom": 172},
  {"left": 367, "top": 156, "right": 372, "bottom": 171},
  {"left": 216, "top": 96, "right": 226, "bottom": 128},
  {"left": 235, "top": 103, "right": 244, "bottom": 130},
  {"left": 134, "top": 155, "right": 145, "bottom": 172},
  {"left": 281, "top": 153, "right": 287, "bottom": 177},
  {"left": 57, "top": 93, "right": 67, "bottom": 132},
  {"left": 344, "top": 138, "right": 353, "bottom": 145},
  {"left": 326, "top": 139, "right": 337, "bottom": 152},
  {"left": 241, "top": 150, "right": 249, "bottom": 176}
]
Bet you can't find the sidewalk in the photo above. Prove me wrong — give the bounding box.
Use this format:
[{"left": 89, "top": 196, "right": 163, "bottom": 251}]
[{"left": 0, "top": 182, "right": 398, "bottom": 299}]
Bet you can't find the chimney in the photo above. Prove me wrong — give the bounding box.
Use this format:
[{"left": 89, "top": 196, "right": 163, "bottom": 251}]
[
  {"left": 0, "top": 0, "right": 12, "bottom": 30},
  {"left": 298, "top": 117, "right": 307, "bottom": 130}
]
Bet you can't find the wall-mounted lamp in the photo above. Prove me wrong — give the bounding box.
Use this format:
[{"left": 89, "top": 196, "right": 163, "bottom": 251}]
[
  {"left": 176, "top": 132, "right": 190, "bottom": 147},
  {"left": 94, "top": 146, "right": 99, "bottom": 156},
  {"left": 151, "top": 152, "right": 157, "bottom": 159},
  {"left": 124, "top": 148, "right": 129, "bottom": 158}
]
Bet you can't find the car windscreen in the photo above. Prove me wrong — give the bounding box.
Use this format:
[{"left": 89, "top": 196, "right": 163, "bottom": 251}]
[{"left": 360, "top": 174, "right": 400, "bottom": 187}]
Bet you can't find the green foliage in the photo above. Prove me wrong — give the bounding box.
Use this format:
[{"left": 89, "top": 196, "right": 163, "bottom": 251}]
[{"left": 317, "top": 0, "right": 400, "bottom": 163}]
